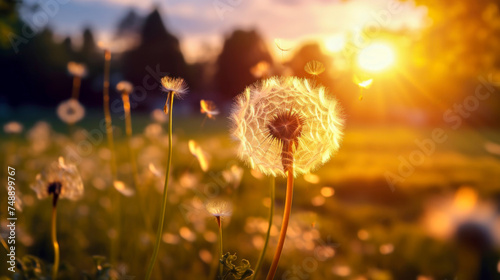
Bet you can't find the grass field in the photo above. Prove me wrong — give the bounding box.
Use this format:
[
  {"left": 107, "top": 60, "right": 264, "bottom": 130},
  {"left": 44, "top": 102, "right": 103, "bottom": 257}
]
[{"left": 1, "top": 111, "right": 500, "bottom": 279}]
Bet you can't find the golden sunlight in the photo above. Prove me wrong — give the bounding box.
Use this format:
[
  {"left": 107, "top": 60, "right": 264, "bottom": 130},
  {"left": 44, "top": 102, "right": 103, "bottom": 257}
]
[
  {"left": 357, "top": 42, "right": 396, "bottom": 72},
  {"left": 324, "top": 35, "right": 345, "bottom": 53}
]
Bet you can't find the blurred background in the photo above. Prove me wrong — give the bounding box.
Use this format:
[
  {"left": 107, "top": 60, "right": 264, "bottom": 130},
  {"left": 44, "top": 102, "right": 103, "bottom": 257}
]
[{"left": 1, "top": 0, "right": 500, "bottom": 279}]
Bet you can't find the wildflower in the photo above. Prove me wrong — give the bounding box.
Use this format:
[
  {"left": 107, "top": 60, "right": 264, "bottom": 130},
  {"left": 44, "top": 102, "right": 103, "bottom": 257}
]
[
  {"left": 160, "top": 76, "right": 188, "bottom": 115},
  {"left": 205, "top": 199, "right": 233, "bottom": 219},
  {"left": 230, "top": 76, "right": 344, "bottom": 177},
  {"left": 160, "top": 76, "right": 188, "bottom": 97},
  {"left": 304, "top": 60, "right": 325, "bottom": 76},
  {"left": 116, "top": 81, "right": 134, "bottom": 94},
  {"left": 67, "top": 61, "right": 87, "bottom": 78},
  {"left": 3, "top": 121, "right": 23, "bottom": 134},
  {"left": 31, "top": 157, "right": 84, "bottom": 204},
  {"left": 200, "top": 99, "right": 220, "bottom": 119},
  {"left": 57, "top": 99, "right": 85, "bottom": 125}
]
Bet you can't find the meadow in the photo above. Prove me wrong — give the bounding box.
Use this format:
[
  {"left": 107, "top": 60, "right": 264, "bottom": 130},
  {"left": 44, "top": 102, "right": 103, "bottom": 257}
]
[{"left": 1, "top": 109, "right": 499, "bottom": 279}]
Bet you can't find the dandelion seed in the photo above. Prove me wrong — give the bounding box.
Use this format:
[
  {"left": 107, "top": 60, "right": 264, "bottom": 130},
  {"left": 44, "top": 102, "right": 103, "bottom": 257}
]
[
  {"left": 67, "top": 62, "right": 87, "bottom": 78},
  {"left": 357, "top": 78, "right": 373, "bottom": 89},
  {"left": 354, "top": 75, "right": 373, "bottom": 101},
  {"left": 304, "top": 60, "right": 325, "bottom": 76},
  {"left": 230, "top": 76, "right": 344, "bottom": 177},
  {"left": 274, "top": 38, "right": 292, "bottom": 52},
  {"left": 57, "top": 99, "right": 85, "bottom": 125},
  {"left": 113, "top": 180, "right": 135, "bottom": 197},
  {"left": 31, "top": 157, "right": 84, "bottom": 202},
  {"left": 188, "top": 140, "right": 209, "bottom": 172},
  {"left": 116, "top": 81, "right": 134, "bottom": 94},
  {"left": 148, "top": 163, "right": 162, "bottom": 178},
  {"left": 3, "top": 121, "right": 23, "bottom": 134},
  {"left": 200, "top": 99, "right": 220, "bottom": 119}
]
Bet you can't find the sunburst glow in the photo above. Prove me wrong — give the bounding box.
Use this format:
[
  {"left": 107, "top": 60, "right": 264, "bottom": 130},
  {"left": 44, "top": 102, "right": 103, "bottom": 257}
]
[{"left": 357, "top": 43, "right": 395, "bottom": 72}]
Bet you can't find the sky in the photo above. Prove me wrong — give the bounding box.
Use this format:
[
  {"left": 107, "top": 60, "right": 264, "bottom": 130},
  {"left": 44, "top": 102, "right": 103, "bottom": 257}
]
[{"left": 20, "top": 0, "right": 428, "bottom": 63}]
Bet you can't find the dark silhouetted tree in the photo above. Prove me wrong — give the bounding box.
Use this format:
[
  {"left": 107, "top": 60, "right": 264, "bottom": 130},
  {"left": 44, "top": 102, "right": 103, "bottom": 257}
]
[
  {"left": 215, "top": 29, "right": 272, "bottom": 103},
  {"left": 122, "top": 8, "right": 188, "bottom": 99}
]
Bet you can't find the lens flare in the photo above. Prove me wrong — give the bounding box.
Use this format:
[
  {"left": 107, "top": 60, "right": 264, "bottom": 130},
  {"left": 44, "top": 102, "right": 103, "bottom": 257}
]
[{"left": 357, "top": 43, "right": 395, "bottom": 72}]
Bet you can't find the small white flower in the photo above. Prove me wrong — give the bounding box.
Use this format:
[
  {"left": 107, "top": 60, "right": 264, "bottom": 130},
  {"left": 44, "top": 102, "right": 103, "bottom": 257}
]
[
  {"left": 67, "top": 62, "right": 87, "bottom": 78},
  {"left": 31, "top": 157, "right": 84, "bottom": 201},
  {"left": 57, "top": 99, "right": 85, "bottom": 125},
  {"left": 116, "top": 81, "right": 134, "bottom": 94},
  {"left": 3, "top": 121, "right": 23, "bottom": 134}
]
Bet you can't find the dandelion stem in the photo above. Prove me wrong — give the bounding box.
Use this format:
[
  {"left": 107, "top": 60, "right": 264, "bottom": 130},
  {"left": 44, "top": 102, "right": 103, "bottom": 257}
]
[
  {"left": 71, "top": 76, "right": 81, "bottom": 100},
  {"left": 217, "top": 216, "right": 224, "bottom": 278},
  {"left": 253, "top": 177, "right": 275, "bottom": 280},
  {"left": 121, "top": 93, "right": 140, "bottom": 189},
  {"left": 266, "top": 161, "right": 294, "bottom": 280},
  {"left": 145, "top": 92, "right": 174, "bottom": 280},
  {"left": 102, "top": 50, "right": 120, "bottom": 264},
  {"left": 102, "top": 50, "right": 117, "bottom": 180},
  {"left": 51, "top": 205, "right": 60, "bottom": 280}
]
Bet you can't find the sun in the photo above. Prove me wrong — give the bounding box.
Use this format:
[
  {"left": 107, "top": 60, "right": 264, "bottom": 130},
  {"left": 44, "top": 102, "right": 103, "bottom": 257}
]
[{"left": 357, "top": 42, "right": 395, "bottom": 72}]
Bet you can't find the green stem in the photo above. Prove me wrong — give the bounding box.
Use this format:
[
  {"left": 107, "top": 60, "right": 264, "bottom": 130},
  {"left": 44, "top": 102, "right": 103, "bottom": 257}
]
[
  {"left": 252, "top": 177, "right": 275, "bottom": 280},
  {"left": 51, "top": 206, "right": 60, "bottom": 280},
  {"left": 145, "top": 92, "right": 174, "bottom": 280},
  {"left": 218, "top": 217, "right": 223, "bottom": 279}
]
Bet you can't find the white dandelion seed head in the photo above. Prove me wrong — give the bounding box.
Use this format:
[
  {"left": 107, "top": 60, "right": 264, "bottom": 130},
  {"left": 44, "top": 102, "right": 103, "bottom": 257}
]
[
  {"left": 67, "top": 61, "right": 87, "bottom": 78},
  {"left": 3, "top": 121, "right": 23, "bottom": 134},
  {"left": 31, "top": 157, "right": 84, "bottom": 201},
  {"left": 205, "top": 199, "right": 233, "bottom": 218},
  {"left": 57, "top": 99, "right": 85, "bottom": 125},
  {"left": 116, "top": 81, "right": 134, "bottom": 94},
  {"left": 160, "top": 76, "right": 188, "bottom": 97},
  {"left": 230, "top": 76, "right": 344, "bottom": 177}
]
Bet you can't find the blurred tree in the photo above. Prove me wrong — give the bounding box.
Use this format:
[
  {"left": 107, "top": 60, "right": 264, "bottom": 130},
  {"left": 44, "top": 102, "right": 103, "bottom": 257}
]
[
  {"left": 215, "top": 29, "right": 272, "bottom": 103},
  {"left": 122, "top": 8, "right": 188, "bottom": 100},
  {"left": 408, "top": 0, "right": 500, "bottom": 125}
]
